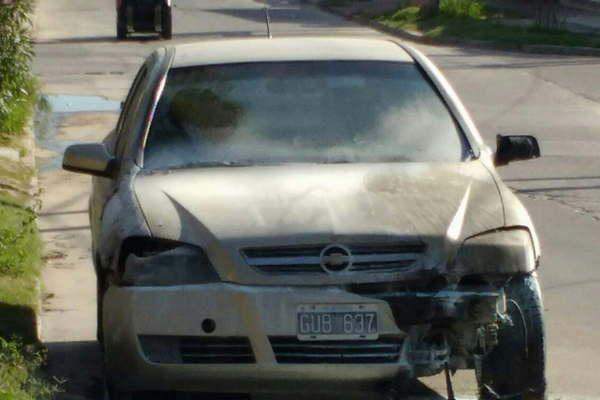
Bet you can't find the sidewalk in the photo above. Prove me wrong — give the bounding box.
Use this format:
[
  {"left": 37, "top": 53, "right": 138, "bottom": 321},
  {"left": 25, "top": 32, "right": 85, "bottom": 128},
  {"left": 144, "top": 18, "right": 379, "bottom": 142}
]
[{"left": 312, "top": 0, "right": 600, "bottom": 34}]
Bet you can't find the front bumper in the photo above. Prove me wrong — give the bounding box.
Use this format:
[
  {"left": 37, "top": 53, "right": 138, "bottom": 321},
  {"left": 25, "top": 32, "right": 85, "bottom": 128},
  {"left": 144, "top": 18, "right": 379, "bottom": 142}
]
[
  {"left": 103, "top": 283, "right": 405, "bottom": 394},
  {"left": 103, "top": 283, "right": 501, "bottom": 394}
]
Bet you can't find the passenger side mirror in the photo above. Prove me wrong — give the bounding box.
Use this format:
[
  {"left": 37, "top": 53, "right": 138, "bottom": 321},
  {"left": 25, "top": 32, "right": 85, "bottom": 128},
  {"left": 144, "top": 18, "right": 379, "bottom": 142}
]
[
  {"left": 494, "top": 135, "right": 540, "bottom": 166},
  {"left": 62, "top": 143, "right": 119, "bottom": 178}
]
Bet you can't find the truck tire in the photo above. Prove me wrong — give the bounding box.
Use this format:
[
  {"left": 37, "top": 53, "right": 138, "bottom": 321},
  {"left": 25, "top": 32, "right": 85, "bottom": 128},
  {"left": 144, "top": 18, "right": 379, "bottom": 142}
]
[
  {"left": 477, "top": 274, "right": 547, "bottom": 400},
  {"left": 160, "top": 4, "right": 172, "bottom": 40},
  {"left": 117, "top": 6, "right": 127, "bottom": 40}
]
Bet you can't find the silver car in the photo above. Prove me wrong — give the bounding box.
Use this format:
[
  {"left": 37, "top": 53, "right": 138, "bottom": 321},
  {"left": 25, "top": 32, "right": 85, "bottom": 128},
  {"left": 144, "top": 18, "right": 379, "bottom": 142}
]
[{"left": 63, "top": 37, "right": 545, "bottom": 399}]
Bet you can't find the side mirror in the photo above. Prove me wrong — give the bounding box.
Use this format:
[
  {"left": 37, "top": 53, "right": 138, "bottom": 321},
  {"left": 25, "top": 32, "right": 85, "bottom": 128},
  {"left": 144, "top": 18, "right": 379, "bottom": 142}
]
[
  {"left": 494, "top": 134, "right": 541, "bottom": 166},
  {"left": 62, "top": 143, "right": 119, "bottom": 178}
]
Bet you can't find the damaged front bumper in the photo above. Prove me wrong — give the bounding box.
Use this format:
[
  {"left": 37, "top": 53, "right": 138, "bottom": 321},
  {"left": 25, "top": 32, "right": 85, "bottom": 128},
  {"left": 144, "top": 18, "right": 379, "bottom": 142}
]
[
  {"left": 370, "top": 288, "right": 502, "bottom": 326},
  {"left": 103, "top": 282, "right": 503, "bottom": 394}
]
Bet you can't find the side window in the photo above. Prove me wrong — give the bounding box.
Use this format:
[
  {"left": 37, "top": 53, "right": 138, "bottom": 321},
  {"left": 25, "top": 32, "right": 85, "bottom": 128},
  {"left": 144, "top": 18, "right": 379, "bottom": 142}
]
[{"left": 114, "top": 65, "right": 148, "bottom": 159}]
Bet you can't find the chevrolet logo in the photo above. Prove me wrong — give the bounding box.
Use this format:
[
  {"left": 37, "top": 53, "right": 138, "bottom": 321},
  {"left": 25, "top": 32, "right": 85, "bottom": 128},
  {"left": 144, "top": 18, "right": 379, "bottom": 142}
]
[{"left": 320, "top": 244, "right": 352, "bottom": 273}]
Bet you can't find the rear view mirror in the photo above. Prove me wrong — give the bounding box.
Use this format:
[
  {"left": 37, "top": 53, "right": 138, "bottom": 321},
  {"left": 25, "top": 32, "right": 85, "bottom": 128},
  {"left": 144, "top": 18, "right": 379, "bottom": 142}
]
[
  {"left": 494, "top": 135, "right": 541, "bottom": 166},
  {"left": 62, "top": 143, "right": 118, "bottom": 178}
]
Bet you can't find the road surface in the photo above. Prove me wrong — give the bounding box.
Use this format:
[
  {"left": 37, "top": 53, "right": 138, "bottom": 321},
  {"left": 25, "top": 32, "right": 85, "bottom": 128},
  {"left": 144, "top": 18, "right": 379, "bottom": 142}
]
[{"left": 32, "top": 0, "right": 600, "bottom": 398}]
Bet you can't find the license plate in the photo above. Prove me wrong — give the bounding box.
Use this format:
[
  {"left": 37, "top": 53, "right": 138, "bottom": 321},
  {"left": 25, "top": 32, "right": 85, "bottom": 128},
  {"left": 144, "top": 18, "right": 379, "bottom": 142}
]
[{"left": 297, "top": 304, "right": 378, "bottom": 341}]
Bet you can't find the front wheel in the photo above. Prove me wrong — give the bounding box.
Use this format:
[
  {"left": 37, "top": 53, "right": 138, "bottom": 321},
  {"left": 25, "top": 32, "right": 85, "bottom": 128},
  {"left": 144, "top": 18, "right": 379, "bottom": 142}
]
[
  {"left": 160, "top": 4, "right": 172, "bottom": 40},
  {"left": 476, "top": 274, "right": 547, "bottom": 400}
]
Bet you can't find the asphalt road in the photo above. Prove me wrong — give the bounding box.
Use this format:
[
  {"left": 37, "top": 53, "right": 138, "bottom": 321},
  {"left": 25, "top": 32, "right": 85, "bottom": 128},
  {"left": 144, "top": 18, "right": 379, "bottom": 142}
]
[{"left": 32, "top": 1, "right": 600, "bottom": 399}]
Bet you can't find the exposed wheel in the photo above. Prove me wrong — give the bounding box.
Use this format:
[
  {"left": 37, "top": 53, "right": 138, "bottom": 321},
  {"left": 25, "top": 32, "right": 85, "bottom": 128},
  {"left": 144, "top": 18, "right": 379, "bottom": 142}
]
[
  {"left": 117, "top": 6, "right": 127, "bottom": 40},
  {"left": 160, "top": 4, "right": 172, "bottom": 40},
  {"left": 476, "top": 274, "right": 547, "bottom": 400}
]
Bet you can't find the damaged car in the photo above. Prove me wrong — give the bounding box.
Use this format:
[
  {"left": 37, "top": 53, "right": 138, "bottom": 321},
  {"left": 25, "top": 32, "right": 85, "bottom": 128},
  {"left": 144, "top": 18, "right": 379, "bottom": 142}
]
[{"left": 62, "top": 37, "right": 545, "bottom": 399}]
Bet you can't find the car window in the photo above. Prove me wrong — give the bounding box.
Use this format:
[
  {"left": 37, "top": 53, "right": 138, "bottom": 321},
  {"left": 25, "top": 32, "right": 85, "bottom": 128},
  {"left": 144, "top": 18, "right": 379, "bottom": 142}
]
[
  {"left": 114, "top": 64, "right": 148, "bottom": 159},
  {"left": 144, "top": 61, "right": 468, "bottom": 170}
]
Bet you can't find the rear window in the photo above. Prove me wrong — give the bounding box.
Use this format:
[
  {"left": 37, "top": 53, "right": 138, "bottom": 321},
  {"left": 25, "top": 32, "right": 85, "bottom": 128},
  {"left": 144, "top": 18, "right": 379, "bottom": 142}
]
[{"left": 144, "top": 61, "right": 468, "bottom": 170}]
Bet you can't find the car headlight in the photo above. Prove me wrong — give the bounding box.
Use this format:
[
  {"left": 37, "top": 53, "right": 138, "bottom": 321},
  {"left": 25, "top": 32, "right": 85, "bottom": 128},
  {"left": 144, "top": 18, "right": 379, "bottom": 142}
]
[
  {"left": 118, "top": 237, "right": 220, "bottom": 286},
  {"left": 454, "top": 228, "right": 537, "bottom": 275}
]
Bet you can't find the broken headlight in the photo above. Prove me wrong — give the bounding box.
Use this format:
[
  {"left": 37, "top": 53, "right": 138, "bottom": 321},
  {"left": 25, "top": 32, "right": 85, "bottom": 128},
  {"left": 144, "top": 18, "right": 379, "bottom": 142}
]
[
  {"left": 454, "top": 228, "right": 537, "bottom": 275},
  {"left": 119, "top": 237, "right": 220, "bottom": 286}
]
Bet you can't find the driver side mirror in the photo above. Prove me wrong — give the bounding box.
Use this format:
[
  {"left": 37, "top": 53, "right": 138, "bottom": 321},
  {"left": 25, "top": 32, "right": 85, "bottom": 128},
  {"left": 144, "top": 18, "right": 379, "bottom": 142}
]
[
  {"left": 494, "top": 135, "right": 541, "bottom": 166},
  {"left": 62, "top": 143, "right": 119, "bottom": 178}
]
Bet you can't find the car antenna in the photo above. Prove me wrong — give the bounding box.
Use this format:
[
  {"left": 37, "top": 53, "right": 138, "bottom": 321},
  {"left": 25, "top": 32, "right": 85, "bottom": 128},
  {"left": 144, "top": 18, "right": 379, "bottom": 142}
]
[{"left": 263, "top": 7, "right": 272, "bottom": 39}]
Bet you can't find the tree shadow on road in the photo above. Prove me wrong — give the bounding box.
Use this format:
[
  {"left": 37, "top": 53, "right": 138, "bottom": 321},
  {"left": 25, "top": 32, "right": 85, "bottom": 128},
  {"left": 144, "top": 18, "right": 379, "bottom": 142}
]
[
  {"left": 0, "top": 302, "right": 37, "bottom": 343},
  {"left": 44, "top": 338, "right": 447, "bottom": 400},
  {"left": 45, "top": 340, "right": 103, "bottom": 400}
]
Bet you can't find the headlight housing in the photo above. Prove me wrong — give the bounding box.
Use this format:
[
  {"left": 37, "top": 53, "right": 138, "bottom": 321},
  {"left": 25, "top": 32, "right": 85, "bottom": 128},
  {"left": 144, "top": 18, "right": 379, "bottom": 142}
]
[
  {"left": 454, "top": 228, "right": 537, "bottom": 276},
  {"left": 118, "top": 237, "right": 220, "bottom": 286}
]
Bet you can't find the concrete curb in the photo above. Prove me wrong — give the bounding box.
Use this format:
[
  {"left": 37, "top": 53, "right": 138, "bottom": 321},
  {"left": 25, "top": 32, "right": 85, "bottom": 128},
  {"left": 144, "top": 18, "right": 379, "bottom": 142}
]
[
  {"left": 26, "top": 2, "right": 43, "bottom": 345},
  {"left": 22, "top": 117, "right": 43, "bottom": 343},
  {"left": 317, "top": 4, "right": 600, "bottom": 57}
]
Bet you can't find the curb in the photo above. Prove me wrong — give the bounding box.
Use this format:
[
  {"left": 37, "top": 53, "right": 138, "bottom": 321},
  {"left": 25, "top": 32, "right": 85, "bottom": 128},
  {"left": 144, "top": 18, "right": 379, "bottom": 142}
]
[
  {"left": 22, "top": 118, "right": 40, "bottom": 207},
  {"left": 27, "top": 2, "right": 43, "bottom": 345},
  {"left": 317, "top": 4, "right": 600, "bottom": 57},
  {"left": 22, "top": 117, "right": 43, "bottom": 343}
]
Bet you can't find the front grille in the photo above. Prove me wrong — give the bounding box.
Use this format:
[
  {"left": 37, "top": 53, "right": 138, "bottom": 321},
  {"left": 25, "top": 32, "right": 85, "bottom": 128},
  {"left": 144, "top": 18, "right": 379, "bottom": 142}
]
[
  {"left": 180, "top": 337, "right": 255, "bottom": 364},
  {"left": 139, "top": 336, "right": 255, "bottom": 364},
  {"left": 243, "top": 243, "right": 425, "bottom": 275},
  {"left": 269, "top": 336, "right": 403, "bottom": 364}
]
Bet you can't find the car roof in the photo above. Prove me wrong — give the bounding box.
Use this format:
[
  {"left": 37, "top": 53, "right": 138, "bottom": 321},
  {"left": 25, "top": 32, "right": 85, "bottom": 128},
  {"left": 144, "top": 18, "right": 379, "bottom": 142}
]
[{"left": 170, "top": 37, "right": 414, "bottom": 68}]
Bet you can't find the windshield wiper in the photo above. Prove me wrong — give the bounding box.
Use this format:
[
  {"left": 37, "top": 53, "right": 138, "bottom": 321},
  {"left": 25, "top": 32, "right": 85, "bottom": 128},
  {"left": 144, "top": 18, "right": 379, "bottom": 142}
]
[
  {"left": 149, "top": 160, "right": 254, "bottom": 172},
  {"left": 196, "top": 161, "right": 252, "bottom": 167},
  {"left": 319, "top": 159, "right": 352, "bottom": 164},
  {"left": 319, "top": 156, "right": 413, "bottom": 164}
]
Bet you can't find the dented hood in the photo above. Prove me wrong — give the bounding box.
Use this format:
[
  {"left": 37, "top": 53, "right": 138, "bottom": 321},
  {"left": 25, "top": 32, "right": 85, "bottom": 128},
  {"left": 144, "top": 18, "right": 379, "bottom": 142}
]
[{"left": 134, "top": 161, "right": 504, "bottom": 284}]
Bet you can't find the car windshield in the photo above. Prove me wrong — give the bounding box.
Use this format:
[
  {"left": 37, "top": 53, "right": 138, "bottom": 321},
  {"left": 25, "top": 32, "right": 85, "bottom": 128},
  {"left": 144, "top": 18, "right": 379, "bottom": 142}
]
[{"left": 144, "top": 61, "right": 468, "bottom": 170}]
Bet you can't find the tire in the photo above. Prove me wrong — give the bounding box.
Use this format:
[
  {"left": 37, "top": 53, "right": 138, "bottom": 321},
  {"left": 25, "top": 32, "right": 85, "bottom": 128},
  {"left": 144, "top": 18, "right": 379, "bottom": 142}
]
[
  {"left": 477, "top": 274, "right": 547, "bottom": 400},
  {"left": 116, "top": 6, "right": 127, "bottom": 40},
  {"left": 160, "top": 4, "right": 172, "bottom": 40}
]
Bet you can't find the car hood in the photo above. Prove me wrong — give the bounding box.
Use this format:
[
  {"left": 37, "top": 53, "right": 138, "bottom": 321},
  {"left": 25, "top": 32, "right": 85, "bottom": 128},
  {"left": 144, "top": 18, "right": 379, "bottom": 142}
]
[{"left": 134, "top": 161, "right": 504, "bottom": 284}]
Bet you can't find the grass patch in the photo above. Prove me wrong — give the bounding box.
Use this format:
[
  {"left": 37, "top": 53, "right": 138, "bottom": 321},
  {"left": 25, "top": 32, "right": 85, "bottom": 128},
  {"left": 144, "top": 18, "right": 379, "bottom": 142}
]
[
  {"left": 376, "top": 0, "right": 600, "bottom": 49},
  {"left": 0, "top": 78, "right": 37, "bottom": 148},
  {"left": 0, "top": 338, "right": 59, "bottom": 399},
  {"left": 0, "top": 171, "right": 51, "bottom": 399},
  {"left": 0, "top": 1, "right": 57, "bottom": 397},
  {"left": 0, "top": 202, "right": 40, "bottom": 342}
]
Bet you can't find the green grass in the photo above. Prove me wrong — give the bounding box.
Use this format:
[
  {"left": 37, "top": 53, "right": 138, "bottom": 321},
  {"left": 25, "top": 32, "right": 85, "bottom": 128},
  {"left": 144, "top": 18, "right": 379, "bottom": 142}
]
[
  {"left": 0, "top": 201, "right": 40, "bottom": 342},
  {"left": 0, "top": 167, "right": 53, "bottom": 399},
  {"left": 0, "top": 338, "right": 59, "bottom": 400},
  {"left": 0, "top": 78, "right": 37, "bottom": 148},
  {"left": 0, "top": 1, "right": 57, "bottom": 397},
  {"left": 376, "top": 1, "right": 600, "bottom": 49}
]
